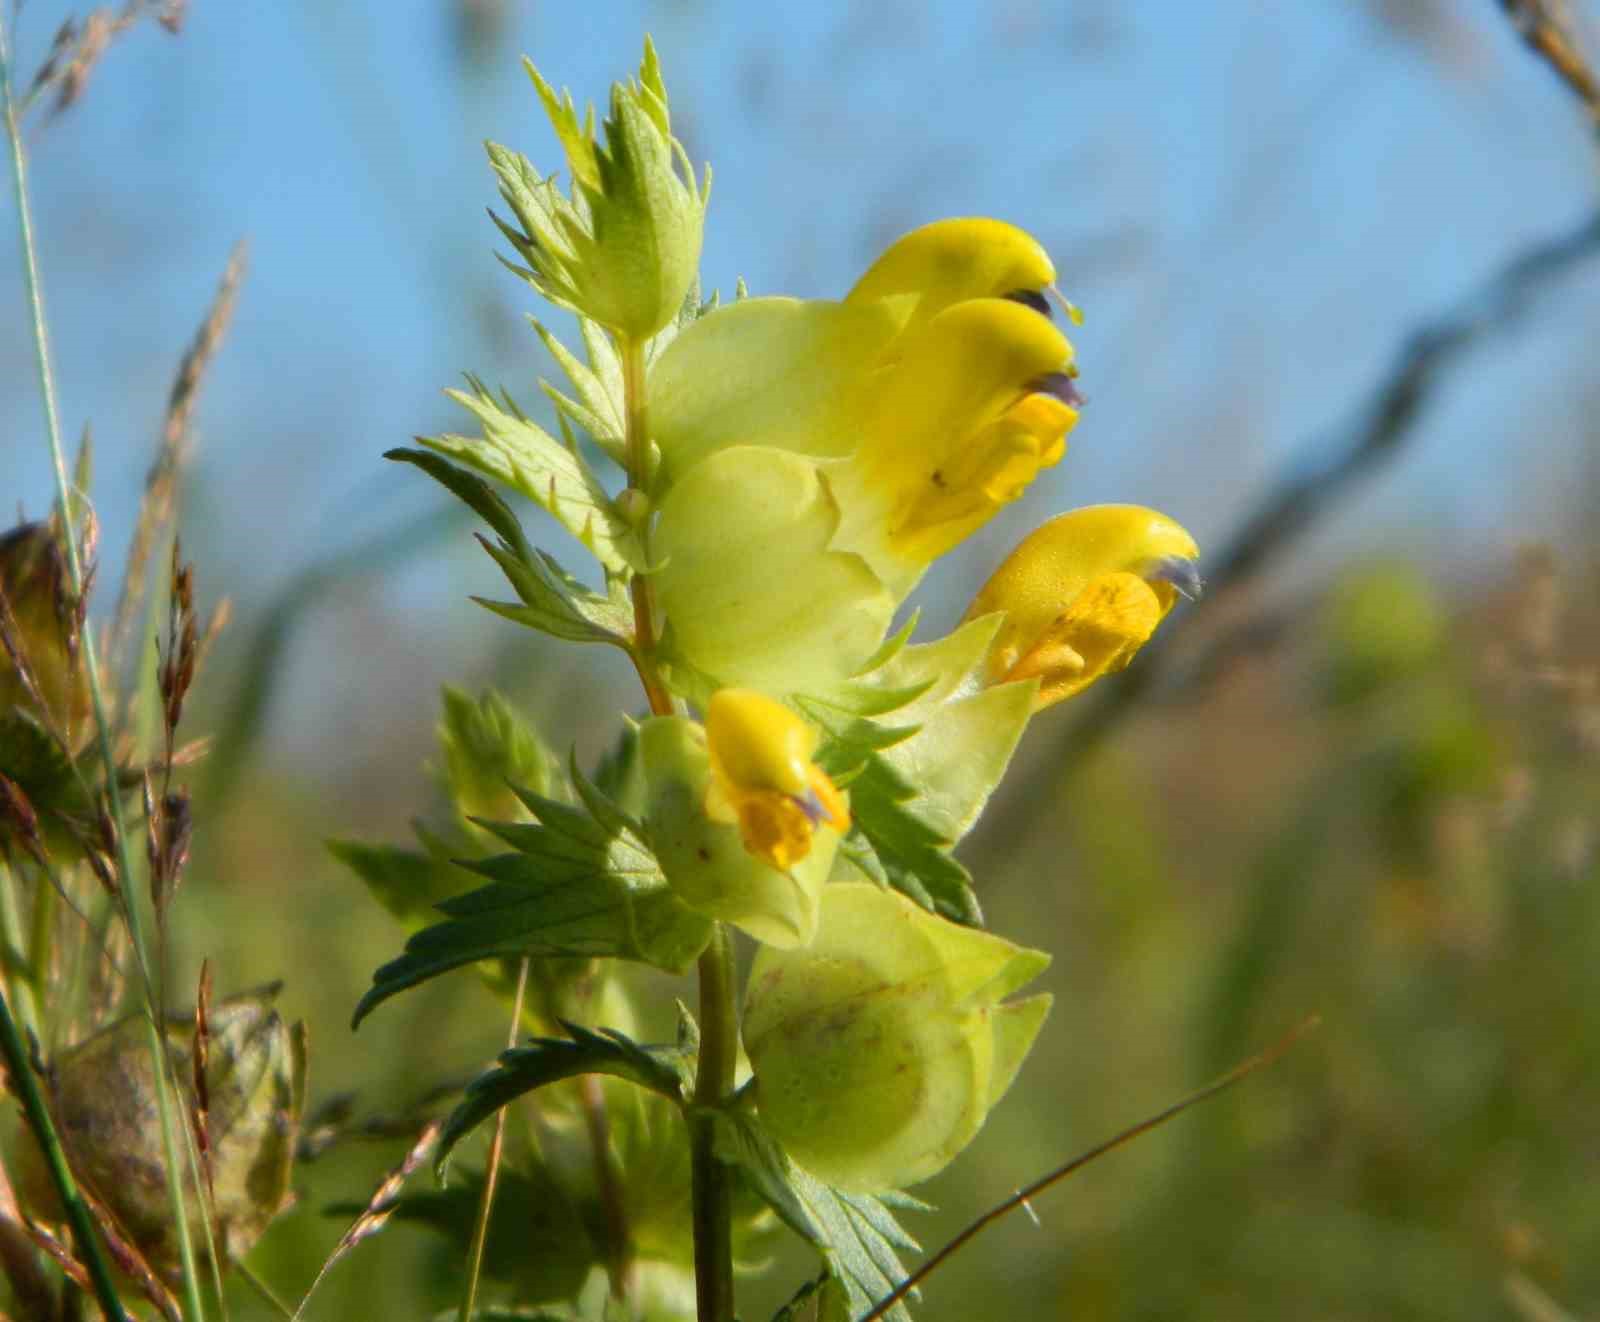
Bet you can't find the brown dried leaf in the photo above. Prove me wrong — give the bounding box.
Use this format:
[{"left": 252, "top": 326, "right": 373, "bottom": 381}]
[{"left": 191, "top": 960, "right": 215, "bottom": 1203}]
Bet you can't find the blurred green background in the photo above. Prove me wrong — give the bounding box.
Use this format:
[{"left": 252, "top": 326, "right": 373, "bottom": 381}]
[{"left": 4, "top": 1, "right": 1600, "bottom": 1319}]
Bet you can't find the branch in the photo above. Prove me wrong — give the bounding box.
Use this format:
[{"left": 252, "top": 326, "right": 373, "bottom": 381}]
[{"left": 1057, "top": 206, "right": 1600, "bottom": 757}]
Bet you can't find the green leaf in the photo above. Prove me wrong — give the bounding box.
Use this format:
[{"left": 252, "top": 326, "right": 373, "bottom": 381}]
[
  {"left": 472, "top": 538, "right": 633, "bottom": 646},
  {"left": 434, "top": 1021, "right": 692, "bottom": 1175},
  {"left": 877, "top": 682, "right": 1036, "bottom": 846},
  {"left": 387, "top": 447, "right": 631, "bottom": 646},
  {"left": 532, "top": 318, "right": 626, "bottom": 467},
  {"left": 438, "top": 687, "right": 566, "bottom": 828},
  {"left": 331, "top": 1164, "right": 593, "bottom": 1305},
  {"left": 591, "top": 723, "right": 646, "bottom": 818},
  {"left": 353, "top": 770, "right": 711, "bottom": 1026},
  {"left": 421, "top": 376, "right": 642, "bottom": 573},
  {"left": 385, "top": 446, "right": 529, "bottom": 554},
  {"left": 326, "top": 839, "right": 480, "bottom": 931},
  {"left": 715, "top": 1108, "right": 920, "bottom": 1322},
  {"left": 800, "top": 702, "right": 982, "bottom": 927},
  {"left": 772, "top": 1274, "right": 850, "bottom": 1322}
]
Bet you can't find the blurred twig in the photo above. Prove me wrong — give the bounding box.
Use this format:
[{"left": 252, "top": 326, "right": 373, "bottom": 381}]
[
  {"left": 1059, "top": 206, "right": 1600, "bottom": 756},
  {"left": 1499, "top": 0, "right": 1600, "bottom": 129}
]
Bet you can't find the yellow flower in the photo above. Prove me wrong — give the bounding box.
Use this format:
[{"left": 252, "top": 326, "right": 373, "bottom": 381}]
[
  {"left": 703, "top": 688, "right": 848, "bottom": 871},
  {"left": 639, "top": 692, "right": 848, "bottom": 947},
  {"left": 829, "top": 296, "right": 1079, "bottom": 587},
  {"left": 647, "top": 218, "right": 1083, "bottom": 697},
  {"left": 965, "top": 504, "right": 1200, "bottom": 707}
]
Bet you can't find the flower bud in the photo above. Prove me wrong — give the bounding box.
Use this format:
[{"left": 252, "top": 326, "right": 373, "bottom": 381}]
[
  {"left": 965, "top": 504, "right": 1199, "bottom": 708},
  {"left": 23, "top": 986, "right": 305, "bottom": 1274},
  {"left": 640, "top": 695, "right": 846, "bottom": 948},
  {"left": 496, "top": 40, "right": 709, "bottom": 340},
  {"left": 743, "top": 883, "right": 1050, "bottom": 1192}
]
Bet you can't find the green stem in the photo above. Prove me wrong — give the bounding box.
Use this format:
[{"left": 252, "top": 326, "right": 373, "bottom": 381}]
[
  {"left": 0, "top": 858, "right": 42, "bottom": 1043},
  {"left": 0, "top": 984, "right": 128, "bottom": 1320},
  {"left": 27, "top": 861, "right": 55, "bottom": 1016},
  {"left": 618, "top": 337, "right": 674, "bottom": 718},
  {"left": 0, "top": 23, "right": 207, "bottom": 1321},
  {"left": 617, "top": 330, "right": 730, "bottom": 1314},
  {"left": 690, "top": 925, "right": 737, "bottom": 1322}
]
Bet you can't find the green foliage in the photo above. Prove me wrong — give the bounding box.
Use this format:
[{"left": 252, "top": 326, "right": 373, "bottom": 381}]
[
  {"left": 438, "top": 686, "right": 567, "bottom": 831},
  {"left": 353, "top": 768, "right": 712, "bottom": 1026},
  {"left": 495, "top": 39, "right": 709, "bottom": 340},
  {"left": 434, "top": 1022, "right": 694, "bottom": 1175},
  {"left": 417, "top": 379, "right": 643, "bottom": 575},
  {"left": 329, "top": 840, "right": 480, "bottom": 930},
  {"left": 714, "top": 1107, "right": 920, "bottom": 1322},
  {"left": 802, "top": 702, "right": 982, "bottom": 927},
  {"left": 335, "top": 1164, "right": 595, "bottom": 1304},
  {"left": 387, "top": 447, "right": 633, "bottom": 646}
]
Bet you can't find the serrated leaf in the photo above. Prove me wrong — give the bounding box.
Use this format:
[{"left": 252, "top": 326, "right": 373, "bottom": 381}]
[
  {"left": 354, "top": 773, "right": 711, "bottom": 1025},
  {"left": 715, "top": 1109, "right": 919, "bottom": 1322},
  {"left": 386, "top": 446, "right": 529, "bottom": 555},
  {"left": 772, "top": 1274, "right": 850, "bottom": 1322},
  {"left": 327, "top": 839, "right": 480, "bottom": 930},
  {"left": 422, "top": 376, "right": 642, "bottom": 573},
  {"left": 439, "top": 686, "right": 565, "bottom": 817},
  {"left": 532, "top": 319, "right": 626, "bottom": 466},
  {"left": 799, "top": 702, "right": 981, "bottom": 927},
  {"left": 473, "top": 537, "right": 632, "bottom": 645},
  {"left": 388, "top": 447, "right": 630, "bottom": 646},
  {"left": 434, "top": 1021, "right": 692, "bottom": 1175},
  {"left": 591, "top": 723, "right": 645, "bottom": 818}
]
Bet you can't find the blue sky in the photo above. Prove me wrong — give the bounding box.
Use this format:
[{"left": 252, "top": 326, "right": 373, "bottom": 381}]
[{"left": 3, "top": 0, "right": 1598, "bottom": 752}]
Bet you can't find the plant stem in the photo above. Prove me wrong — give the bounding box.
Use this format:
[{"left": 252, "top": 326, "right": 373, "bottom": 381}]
[
  {"left": 0, "top": 23, "right": 208, "bottom": 1321},
  {"left": 0, "top": 858, "right": 42, "bottom": 1043},
  {"left": 0, "top": 984, "right": 128, "bottom": 1320},
  {"left": 618, "top": 337, "right": 674, "bottom": 718},
  {"left": 617, "top": 330, "right": 732, "bottom": 1318},
  {"left": 459, "top": 958, "right": 529, "bottom": 1322},
  {"left": 690, "top": 925, "right": 737, "bottom": 1322}
]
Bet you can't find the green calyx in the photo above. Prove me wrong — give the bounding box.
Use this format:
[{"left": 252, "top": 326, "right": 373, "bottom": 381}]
[{"left": 742, "top": 883, "right": 1051, "bottom": 1193}]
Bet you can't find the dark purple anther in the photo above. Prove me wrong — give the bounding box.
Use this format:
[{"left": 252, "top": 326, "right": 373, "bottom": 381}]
[
  {"left": 1003, "top": 288, "right": 1053, "bottom": 318},
  {"left": 1149, "top": 555, "right": 1203, "bottom": 601},
  {"left": 1027, "top": 371, "right": 1085, "bottom": 409}
]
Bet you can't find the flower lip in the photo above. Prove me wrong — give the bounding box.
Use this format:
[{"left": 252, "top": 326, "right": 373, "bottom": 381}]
[
  {"left": 1002, "top": 288, "right": 1052, "bottom": 318},
  {"left": 1028, "top": 371, "right": 1085, "bottom": 410},
  {"left": 1150, "top": 553, "right": 1203, "bottom": 601}
]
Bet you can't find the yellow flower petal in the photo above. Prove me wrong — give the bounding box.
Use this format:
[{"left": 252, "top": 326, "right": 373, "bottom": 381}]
[
  {"left": 830, "top": 298, "right": 1078, "bottom": 591},
  {"left": 845, "top": 217, "right": 1057, "bottom": 331},
  {"left": 704, "top": 689, "right": 849, "bottom": 871}
]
